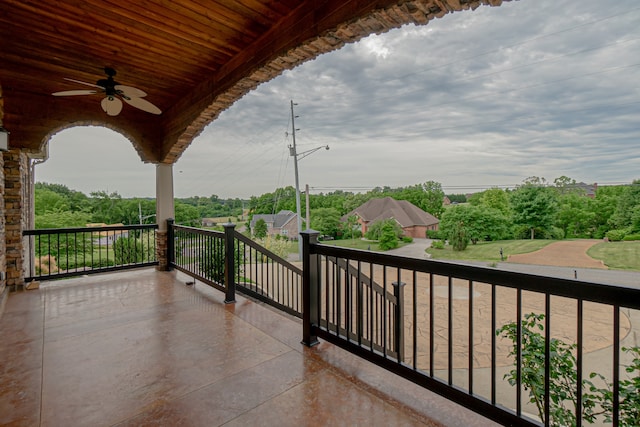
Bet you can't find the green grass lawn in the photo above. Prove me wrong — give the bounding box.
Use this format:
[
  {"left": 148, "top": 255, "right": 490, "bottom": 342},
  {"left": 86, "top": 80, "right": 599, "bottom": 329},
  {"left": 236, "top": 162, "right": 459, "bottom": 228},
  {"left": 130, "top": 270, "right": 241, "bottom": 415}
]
[
  {"left": 587, "top": 241, "right": 640, "bottom": 271},
  {"left": 319, "top": 238, "right": 409, "bottom": 252},
  {"left": 425, "top": 239, "right": 556, "bottom": 262}
]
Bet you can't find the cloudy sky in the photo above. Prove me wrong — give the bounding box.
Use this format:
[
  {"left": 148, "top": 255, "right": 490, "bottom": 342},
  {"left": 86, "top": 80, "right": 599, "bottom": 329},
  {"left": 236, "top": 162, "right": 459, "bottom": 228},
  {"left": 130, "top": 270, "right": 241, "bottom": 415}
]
[{"left": 37, "top": 0, "right": 640, "bottom": 199}]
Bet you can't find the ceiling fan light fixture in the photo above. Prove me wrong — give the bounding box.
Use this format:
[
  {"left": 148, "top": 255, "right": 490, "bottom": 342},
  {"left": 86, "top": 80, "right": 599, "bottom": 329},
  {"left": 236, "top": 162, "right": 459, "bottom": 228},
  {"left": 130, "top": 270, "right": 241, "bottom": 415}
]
[
  {"left": 54, "top": 68, "right": 161, "bottom": 116},
  {"left": 101, "top": 95, "right": 123, "bottom": 116}
]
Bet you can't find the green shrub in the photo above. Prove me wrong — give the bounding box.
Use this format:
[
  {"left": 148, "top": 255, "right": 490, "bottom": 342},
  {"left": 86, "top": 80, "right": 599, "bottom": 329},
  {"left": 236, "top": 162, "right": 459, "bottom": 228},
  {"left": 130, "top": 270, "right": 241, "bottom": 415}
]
[
  {"left": 430, "top": 240, "right": 445, "bottom": 249},
  {"left": 378, "top": 222, "right": 399, "bottom": 250},
  {"left": 113, "top": 235, "right": 155, "bottom": 265},
  {"left": 450, "top": 221, "right": 468, "bottom": 251},
  {"left": 622, "top": 234, "right": 640, "bottom": 241},
  {"left": 606, "top": 229, "right": 627, "bottom": 241},
  {"left": 426, "top": 229, "right": 443, "bottom": 239},
  {"left": 498, "top": 313, "right": 640, "bottom": 426},
  {"left": 402, "top": 236, "right": 413, "bottom": 243},
  {"left": 365, "top": 219, "right": 402, "bottom": 240}
]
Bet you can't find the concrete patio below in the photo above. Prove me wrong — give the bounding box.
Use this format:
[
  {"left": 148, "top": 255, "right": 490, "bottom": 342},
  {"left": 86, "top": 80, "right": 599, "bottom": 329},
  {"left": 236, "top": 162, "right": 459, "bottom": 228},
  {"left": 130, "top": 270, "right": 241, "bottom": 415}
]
[{"left": 0, "top": 268, "right": 497, "bottom": 427}]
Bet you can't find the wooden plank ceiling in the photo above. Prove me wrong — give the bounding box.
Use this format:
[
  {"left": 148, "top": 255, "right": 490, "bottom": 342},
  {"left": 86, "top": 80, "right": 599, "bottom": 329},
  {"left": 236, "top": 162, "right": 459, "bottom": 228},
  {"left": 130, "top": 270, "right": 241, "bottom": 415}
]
[{"left": 0, "top": 0, "right": 504, "bottom": 164}]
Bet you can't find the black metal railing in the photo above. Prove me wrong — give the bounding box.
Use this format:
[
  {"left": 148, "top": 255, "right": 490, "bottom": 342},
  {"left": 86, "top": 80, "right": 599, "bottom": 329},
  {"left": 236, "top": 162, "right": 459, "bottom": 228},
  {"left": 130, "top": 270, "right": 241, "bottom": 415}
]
[
  {"left": 168, "top": 222, "right": 306, "bottom": 316},
  {"left": 168, "top": 222, "right": 398, "bottom": 325},
  {"left": 170, "top": 222, "right": 235, "bottom": 303},
  {"left": 166, "top": 222, "right": 639, "bottom": 426},
  {"left": 23, "top": 224, "right": 158, "bottom": 282},
  {"left": 232, "top": 232, "right": 303, "bottom": 317},
  {"left": 300, "top": 230, "right": 640, "bottom": 427}
]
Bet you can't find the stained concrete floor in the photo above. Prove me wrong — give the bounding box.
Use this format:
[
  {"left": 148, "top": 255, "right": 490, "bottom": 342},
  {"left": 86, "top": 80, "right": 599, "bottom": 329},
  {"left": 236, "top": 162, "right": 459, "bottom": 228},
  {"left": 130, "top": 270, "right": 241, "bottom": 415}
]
[{"left": 0, "top": 268, "right": 497, "bottom": 427}]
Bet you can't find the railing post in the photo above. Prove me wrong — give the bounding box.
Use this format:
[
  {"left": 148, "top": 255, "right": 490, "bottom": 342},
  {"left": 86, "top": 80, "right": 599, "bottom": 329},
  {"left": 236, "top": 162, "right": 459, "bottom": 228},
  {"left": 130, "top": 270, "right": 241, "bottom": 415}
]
[
  {"left": 223, "top": 223, "right": 236, "bottom": 304},
  {"left": 166, "top": 218, "right": 175, "bottom": 271},
  {"left": 392, "top": 281, "right": 406, "bottom": 362},
  {"left": 301, "top": 229, "right": 320, "bottom": 347}
]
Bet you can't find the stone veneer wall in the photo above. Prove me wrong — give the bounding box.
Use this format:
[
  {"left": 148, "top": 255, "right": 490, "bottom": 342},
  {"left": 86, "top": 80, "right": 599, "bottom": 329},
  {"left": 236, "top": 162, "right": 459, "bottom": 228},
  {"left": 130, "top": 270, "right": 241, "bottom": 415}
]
[
  {"left": 0, "top": 85, "right": 6, "bottom": 315},
  {"left": 0, "top": 151, "right": 6, "bottom": 316},
  {"left": 3, "top": 149, "right": 27, "bottom": 291},
  {"left": 156, "top": 231, "right": 168, "bottom": 271}
]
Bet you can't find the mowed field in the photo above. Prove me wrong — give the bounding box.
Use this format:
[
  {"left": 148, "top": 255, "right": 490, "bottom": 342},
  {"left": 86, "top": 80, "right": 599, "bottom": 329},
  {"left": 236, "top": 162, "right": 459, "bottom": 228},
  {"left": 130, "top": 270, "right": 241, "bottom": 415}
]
[{"left": 426, "top": 239, "right": 640, "bottom": 271}]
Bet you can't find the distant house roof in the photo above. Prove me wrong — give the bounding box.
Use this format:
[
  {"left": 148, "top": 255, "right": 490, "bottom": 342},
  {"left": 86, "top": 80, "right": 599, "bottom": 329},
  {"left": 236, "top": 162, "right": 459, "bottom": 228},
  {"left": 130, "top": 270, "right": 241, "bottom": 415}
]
[
  {"left": 343, "top": 197, "right": 439, "bottom": 228},
  {"left": 574, "top": 182, "right": 598, "bottom": 197},
  {"left": 250, "top": 210, "right": 298, "bottom": 229}
]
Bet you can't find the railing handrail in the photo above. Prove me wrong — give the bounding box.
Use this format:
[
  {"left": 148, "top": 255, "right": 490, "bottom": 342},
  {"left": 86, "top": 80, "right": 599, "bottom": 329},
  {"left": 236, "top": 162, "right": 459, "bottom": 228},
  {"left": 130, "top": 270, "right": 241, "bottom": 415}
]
[
  {"left": 312, "top": 243, "right": 640, "bottom": 309},
  {"left": 23, "top": 223, "right": 159, "bottom": 283},
  {"left": 234, "top": 232, "right": 303, "bottom": 275},
  {"left": 24, "top": 223, "right": 158, "bottom": 235}
]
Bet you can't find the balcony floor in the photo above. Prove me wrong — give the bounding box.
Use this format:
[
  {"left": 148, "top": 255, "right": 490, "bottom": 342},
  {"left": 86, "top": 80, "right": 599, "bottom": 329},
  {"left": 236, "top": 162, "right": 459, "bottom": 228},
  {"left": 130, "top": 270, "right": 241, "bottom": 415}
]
[{"left": 0, "top": 269, "right": 498, "bottom": 427}]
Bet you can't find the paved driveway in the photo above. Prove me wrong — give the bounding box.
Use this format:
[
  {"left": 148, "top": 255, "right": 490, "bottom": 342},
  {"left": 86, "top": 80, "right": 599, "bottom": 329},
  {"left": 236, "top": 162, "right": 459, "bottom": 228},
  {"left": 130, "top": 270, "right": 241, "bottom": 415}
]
[
  {"left": 388, "top": 238, "right": 640, "bottom": 287},
  {"left": 386, "top": 238, "right": 433, "bottom": 258}
]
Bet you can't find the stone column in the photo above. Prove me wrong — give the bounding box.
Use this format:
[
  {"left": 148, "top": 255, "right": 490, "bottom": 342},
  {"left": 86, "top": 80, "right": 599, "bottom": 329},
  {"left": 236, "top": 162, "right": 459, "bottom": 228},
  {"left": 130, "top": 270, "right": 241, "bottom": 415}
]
[
  {"left": 4, "top": 149, "right": 27, "bottom": 289},
  {"left": 0, "top": 86, "right": 6, "bottom": 307},
  {"left": 0, "top": 151, "right": 6, "bottom": 307},
  {"left": 156, "top": 163, "right": 175, "bottom": 270}
]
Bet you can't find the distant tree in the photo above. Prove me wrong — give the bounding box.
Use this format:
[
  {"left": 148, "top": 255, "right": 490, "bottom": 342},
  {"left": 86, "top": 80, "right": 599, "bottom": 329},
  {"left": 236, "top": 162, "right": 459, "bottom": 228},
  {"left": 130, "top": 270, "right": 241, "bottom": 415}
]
[
  {"left": 555, "top": 193, "right": 596, "bottom": 238},
  {"left": 422, "top": 180, "right": 445, "bottom": 218},
  {"left": 479, "top": 188, "right": 511, "bottom": 216},
  {"left": 36, "top": 182, "right": 89, "bottom": 211},
  {"left": 249, "top": 186, "right": 297, "bottom": 215},
  {"left": 395, "top": 184, "right": 427, "bottom": 211},
  {"left": 590, "top": 185, "right": 626, "bottom": 238},
  {"left": 310, "top": 208, "right": 341, "bottom": 238},
  {"left": 343, "top": 192, "right": 370, "bottom": 214},
  {"left": 341, "top": 214, "right": 361, "bottom": 240},
  {"left": 90, "top": 190, "right": 124, "bottom": 224},
  {"left": 510, "top": 180, "right": 559, "bottom": 239},
  {"left": 610, "top": 179, "right": 640, "bottom": 230},
  {"left": 440, "top": 205, "right": 509, "bottom": 243},
  {"left": 254, "top": 218, "right": 268, "bottom": 238},
  {"left": 449, "top": 220, "right": 469, "bottom": 251},
  {"left": 117, "top": 198, "right": 156, "bottom": 225},
  {"left": 174, "top": 202, "right": 200, "bottom": 226},
  {"left": 35, "top": 189, "right": 69, "bottom": 215},
  {"left": 378, "top": 222, "right": 400, "bottom": 250},
  {"left": 35, "top": 211, "right": 92, "bottom": 229},
  {"left": 365, "top": 219, "right": 402, "bottom": 241}
]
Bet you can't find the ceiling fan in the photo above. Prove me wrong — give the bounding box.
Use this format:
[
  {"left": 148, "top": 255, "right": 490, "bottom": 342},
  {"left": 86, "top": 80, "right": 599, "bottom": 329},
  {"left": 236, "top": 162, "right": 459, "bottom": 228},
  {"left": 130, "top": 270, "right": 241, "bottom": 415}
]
[{"left": 52, "top": 67, "right": 162, "bottom": 116}]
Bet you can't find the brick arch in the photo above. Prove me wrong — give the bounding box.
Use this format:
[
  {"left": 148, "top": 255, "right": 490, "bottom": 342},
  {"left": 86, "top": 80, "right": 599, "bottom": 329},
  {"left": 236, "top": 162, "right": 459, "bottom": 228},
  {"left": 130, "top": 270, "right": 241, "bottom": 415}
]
[{"left": 169, "top": 0, "right": 512, "bottom": 163}]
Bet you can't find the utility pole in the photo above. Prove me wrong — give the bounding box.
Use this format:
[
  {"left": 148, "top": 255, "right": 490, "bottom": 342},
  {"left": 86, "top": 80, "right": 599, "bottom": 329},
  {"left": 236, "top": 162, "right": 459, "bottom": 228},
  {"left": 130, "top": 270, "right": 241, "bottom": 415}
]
[
  {"left": 138, "top": 201, "right": 155, "bottom": 224},
  {"left": 289, "top": 100, "right": 329, "bottom": 258},
  {"left": 306, "top": 184, "right": 310, "bottom": 230},
  {"left": 290, "top": 100, "right": 303, "bottom": 258}
]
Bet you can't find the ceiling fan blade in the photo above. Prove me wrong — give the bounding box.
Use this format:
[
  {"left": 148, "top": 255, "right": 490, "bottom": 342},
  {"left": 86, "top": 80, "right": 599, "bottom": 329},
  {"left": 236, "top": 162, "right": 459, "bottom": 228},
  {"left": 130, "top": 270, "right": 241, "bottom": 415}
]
[
  {"left": 115, "top": 85, "right": 147, "bottom": 98},
  {"left": 52, "top": 90, "right": 97, "bottom": 96},
  {"left": 101, "top": 96, "right": 123, "bottom": 116},
  {"left": 64, "top": 77, "right": 104, "bottom": 89},
  {"left": 122, "top": 96, "right": 162, "bottom": 115}
]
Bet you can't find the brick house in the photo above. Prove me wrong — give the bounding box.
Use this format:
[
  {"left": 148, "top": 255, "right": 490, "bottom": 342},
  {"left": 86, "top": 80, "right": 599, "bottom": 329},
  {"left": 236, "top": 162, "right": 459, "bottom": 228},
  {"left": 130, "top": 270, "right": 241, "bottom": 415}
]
[
  {"left": 250, "top": 210, "right": 300, "bottom": 240},
  {"left": 342, "top": 197, "right": 439, "bottom": 239}
]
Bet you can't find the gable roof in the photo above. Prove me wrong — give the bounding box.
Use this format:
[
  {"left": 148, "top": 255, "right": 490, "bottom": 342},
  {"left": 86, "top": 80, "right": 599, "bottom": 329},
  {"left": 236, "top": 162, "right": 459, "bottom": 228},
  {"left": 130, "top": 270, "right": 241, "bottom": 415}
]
[
  {"left": 251, "top": 210, "right": 297, "bottom": 229},
  {"left": 345, "top": 197, "right": 439, "bottom": 228}
]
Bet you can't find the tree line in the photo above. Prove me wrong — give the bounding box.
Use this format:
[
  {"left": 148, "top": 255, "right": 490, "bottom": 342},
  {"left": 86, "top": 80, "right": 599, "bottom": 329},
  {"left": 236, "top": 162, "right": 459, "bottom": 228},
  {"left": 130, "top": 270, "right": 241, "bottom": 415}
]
[
  {"left": 34, "top": 182, "right": 244, "bottom": 229},
  {"left": 35, "top": 176, "right": 640, "bottom": 246},
  {"left": 250, "top": 177, "right": 640, "bottom": 244}
]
